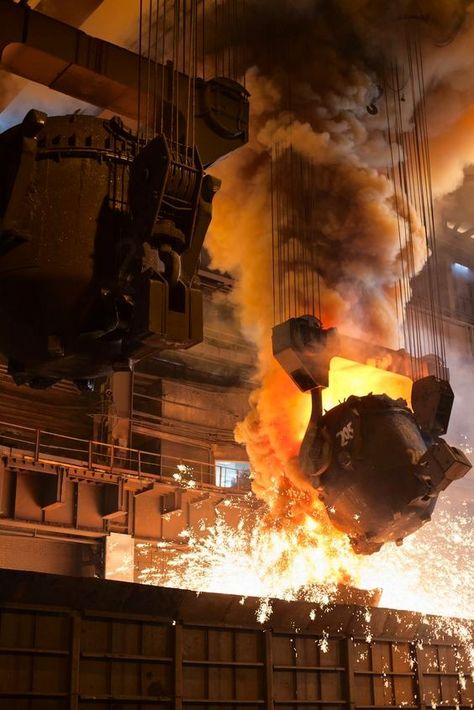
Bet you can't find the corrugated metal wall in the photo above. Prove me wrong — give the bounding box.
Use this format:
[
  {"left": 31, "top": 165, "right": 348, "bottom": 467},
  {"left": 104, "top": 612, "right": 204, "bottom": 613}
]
[{"left": 0, "top": 572, "right": 472, "bottom": 710}]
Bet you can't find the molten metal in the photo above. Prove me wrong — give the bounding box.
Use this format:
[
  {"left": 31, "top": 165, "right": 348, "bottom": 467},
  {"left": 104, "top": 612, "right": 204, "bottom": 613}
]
[{"left": 273, "top": 316, "right": 471, "bottom": 554}]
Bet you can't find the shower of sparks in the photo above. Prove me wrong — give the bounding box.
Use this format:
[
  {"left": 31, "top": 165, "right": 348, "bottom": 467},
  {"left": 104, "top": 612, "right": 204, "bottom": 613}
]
[
  {"left": 136, "top": 392, "right": 474, "bottom": 682},
  {"left": 455, "top": 433, "right": 473, "bottom": 458},
  {"left": 135, "top": 502, "right": 473, "bottom": 621},
  {"left": 138, "top": 503, "right": 358, "bottom": 617},
  {"left": 136, "top": 483, "right": 474, "bottom": 676},
  {"left": 359, "top": 495, "right": 474, "bottom": 619},
  {"left": 172, "top": 463, "right": 197, "bottom": 488}
]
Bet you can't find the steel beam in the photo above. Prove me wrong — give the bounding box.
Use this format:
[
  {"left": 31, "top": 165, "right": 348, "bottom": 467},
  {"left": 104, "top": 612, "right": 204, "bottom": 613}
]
[{"left": 0, "top": 0, "right": 249, "bottom": 166}]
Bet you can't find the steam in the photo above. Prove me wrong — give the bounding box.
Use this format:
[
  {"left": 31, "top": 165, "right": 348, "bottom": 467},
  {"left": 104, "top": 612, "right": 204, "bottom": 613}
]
[{"left": 206, "top": 0, "right": 474, "bottom": 543}]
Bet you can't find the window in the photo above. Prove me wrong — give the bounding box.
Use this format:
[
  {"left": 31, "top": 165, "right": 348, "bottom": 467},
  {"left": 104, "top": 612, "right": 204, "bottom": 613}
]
[
  {"left": 452, "top": 262, "right": 472, "bottom": 277},
  {"left": 451, "top": 263, "right": 474, "bottom": 321},
  {"left": 215, "top": 460, "right": 250, "bottom": 489}
]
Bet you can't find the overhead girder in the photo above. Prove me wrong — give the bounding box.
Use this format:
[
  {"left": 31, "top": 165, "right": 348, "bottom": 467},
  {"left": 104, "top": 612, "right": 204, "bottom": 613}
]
[
  {"left": 0, "top": 0, "right": 249, "bottom": 167},
  {"left": 31, "top": 0, "right": 105, "bottom": 27}
]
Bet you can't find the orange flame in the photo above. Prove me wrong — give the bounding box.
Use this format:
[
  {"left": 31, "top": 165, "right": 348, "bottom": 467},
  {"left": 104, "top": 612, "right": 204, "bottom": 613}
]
[
  {"left": 283, "top": 356, "right": 414, "bottom": 445},
  {"left": 241, "top": 354, "right": 413, "bottom": 515},
  {"left": 227, "top": 353, "right": 415, "bottom": 596},
  {"left": 323, "top": 356, "right": 413, "bottom": 412}
]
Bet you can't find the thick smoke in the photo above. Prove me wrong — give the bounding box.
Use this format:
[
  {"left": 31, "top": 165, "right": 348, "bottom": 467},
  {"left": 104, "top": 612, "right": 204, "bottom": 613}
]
[{"left": 206, "top": 0, "right": 474, "bottom": 531}]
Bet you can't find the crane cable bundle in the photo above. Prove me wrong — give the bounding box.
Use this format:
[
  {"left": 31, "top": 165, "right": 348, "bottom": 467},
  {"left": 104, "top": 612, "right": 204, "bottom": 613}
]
[
  {"left": 384, "top": 28, "right": 447, "bottom": 382},
  {"left": 271, "top": 144, "right": 323, "bottom": 326},
  {"left": 271, "top": 28, "right": 448, "bottom": 380},
  {"left": 136, "top": 0, "right": 246, "bottom": 148}
]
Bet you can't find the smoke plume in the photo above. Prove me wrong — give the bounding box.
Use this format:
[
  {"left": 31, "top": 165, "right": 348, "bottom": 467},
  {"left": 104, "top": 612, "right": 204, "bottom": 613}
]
[{"left": 206, "top": 0, "right": 474, "bottom": 539}]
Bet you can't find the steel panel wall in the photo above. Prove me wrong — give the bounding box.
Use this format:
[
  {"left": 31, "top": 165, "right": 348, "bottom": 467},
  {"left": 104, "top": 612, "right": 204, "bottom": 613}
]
[{"left": 0, "top": 601, "right": 472, "bottom": 710}]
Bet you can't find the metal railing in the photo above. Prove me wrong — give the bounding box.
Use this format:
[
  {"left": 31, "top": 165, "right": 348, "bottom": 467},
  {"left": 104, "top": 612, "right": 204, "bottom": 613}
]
[{"left": 0, "top": 420, "right": 251, "bottom": 492}]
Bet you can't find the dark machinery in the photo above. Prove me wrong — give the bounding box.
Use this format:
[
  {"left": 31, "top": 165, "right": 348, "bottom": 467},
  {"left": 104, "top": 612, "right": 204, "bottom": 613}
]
[
  {"left": 0, "top": 1, "right": 249, "bottom": 389},
  {"left": 273, "top": 316, "right": 472, "bottom": 554}
]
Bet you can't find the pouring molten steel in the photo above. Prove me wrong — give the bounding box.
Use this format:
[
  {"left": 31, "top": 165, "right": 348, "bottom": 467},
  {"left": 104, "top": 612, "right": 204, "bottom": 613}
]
[{"left": 273, "top": 316, "right": 472, "bottom": 555}]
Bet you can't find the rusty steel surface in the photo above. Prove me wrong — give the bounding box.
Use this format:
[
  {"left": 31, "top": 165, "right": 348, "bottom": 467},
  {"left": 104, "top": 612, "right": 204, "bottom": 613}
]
[
  {"left": 0, "top": 569, "right": 380, "bottom": 617},
  {"left": 0, "top": 419, "right": 252, "bottom": 554},
  {"left": 0, "top": 570, "right": 472, "bottom": 709},
  {"left": 0, "top": 417, "right": 258, "bottom": 572},
  {"left": 0, "top": 419, "right": 251, "bottom": 490}
]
